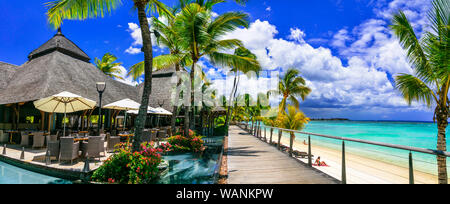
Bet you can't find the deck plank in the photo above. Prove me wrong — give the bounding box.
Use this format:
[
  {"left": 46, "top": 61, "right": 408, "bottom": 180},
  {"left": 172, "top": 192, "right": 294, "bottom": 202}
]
[{"left": 227, "top": 125, "right": 338, "bottom": 184}]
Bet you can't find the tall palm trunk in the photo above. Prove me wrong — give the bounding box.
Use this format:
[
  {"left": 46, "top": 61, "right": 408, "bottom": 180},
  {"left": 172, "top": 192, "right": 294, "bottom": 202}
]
[
  {"left": 225, "top": 71, "right": 238, "bottom": 134},
  {"left": 436, "top": 107, "right": 448, "bottom": 184},
  {"left": 170, "top": 63, "right": 182, "bottom": 136},
  {"left": 132, "top": 3, "right": 153, "bottom": 152},
  {"left": 189, "top": 61, "right": 197, "bottom": 132}
]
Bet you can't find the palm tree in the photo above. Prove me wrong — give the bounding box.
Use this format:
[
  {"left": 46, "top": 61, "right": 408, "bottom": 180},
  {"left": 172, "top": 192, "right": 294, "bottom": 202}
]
[
  {"left": 175, "top": 2, "right": 258, "bottom": 133},
  {"left": 225, "top": 47, "right": 261, "bottom": 133},
  {"left": 390, "top": 0, "right": 449, "bottom": 184},
  {"left": 45, "top": 0, "right": 174, "bottom": 152},
  {"left": 277, "top": 105, "right": 309, "bottom": 157},
  {"left": 128, "top": 5, "right": 191, "bottom": 136},
  {"left": 95, "top": 53, "right": 124, "bottom": 80},
  {"left": 269, "top": 68, "right": 312, "bottom": 115}
]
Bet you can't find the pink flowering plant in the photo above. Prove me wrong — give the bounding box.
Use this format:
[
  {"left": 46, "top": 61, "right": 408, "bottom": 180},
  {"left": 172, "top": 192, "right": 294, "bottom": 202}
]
[
  {"left": 91, "top": 142, "right": 163, "bottom": 184},
  {"left": 166, "top": 130, "right": 205, "bottom": 153}
]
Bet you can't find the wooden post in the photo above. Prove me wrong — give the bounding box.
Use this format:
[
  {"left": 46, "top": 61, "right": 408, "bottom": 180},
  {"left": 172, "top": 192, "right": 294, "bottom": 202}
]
[
  {"left": 289, "top": 132, "right": 294, "bottom": 157},
  {"left": 308, "top": 135, "right": 312, "bottom": 167},
  {"left": 48, "top": 113, "right": 53, "bottom": 133},
  {"left": 264, "top": 127, "right": 267, "bottom": 142},
  {"left": 278, "top": 130, "right": 282, "bottom": 150},
  {"left": 40, "top": 111, "right": 45, "bottom": 131},
  {"left": 342, "top": 141, "right": 347, "bottom": 184},
  {"left": 409, "top": 152, "right": 414, "bottom": 184}
]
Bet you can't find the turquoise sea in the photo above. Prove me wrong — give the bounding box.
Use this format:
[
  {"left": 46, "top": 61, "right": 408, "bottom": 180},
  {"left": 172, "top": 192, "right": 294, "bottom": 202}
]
[{"left": 259, "top": 121, "right": 450, "bottom": 177}]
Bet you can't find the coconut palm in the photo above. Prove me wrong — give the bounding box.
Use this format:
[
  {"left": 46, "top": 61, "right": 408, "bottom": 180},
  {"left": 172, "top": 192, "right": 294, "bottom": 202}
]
[
  {"left": 127, "top": 5, "right": 192, "bottom": 136},
  {"left": 390, "top": 0, "right": 450, "bottom": 184},
  {"left": 95, "top": 53, "right": 124, "bottom": 80},
  {"left": 269, "top": 68, "right": 311, "bottom": 115},
  {"left": 45, "top": 0, "right": 174, "bottom": 152},
  {"left": 225, "top": 47, "right": 261, "bottom": 133},
  {"left": 277, "top": 105, "right": 309, "bottom": 157},
  {"left": 175, "top": 2, "right": 258, "bottom": 132}
]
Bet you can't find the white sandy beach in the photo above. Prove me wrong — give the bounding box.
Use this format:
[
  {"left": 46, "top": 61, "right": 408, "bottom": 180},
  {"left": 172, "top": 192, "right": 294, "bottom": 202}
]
[{"left": 272, "top": 135, "right": 450, "bottom": 184}]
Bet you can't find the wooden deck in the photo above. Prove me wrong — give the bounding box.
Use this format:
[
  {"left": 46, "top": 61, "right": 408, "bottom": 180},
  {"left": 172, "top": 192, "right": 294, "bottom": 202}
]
[{"left": 227, "top": 125, "right": 338, "bottom": 184}]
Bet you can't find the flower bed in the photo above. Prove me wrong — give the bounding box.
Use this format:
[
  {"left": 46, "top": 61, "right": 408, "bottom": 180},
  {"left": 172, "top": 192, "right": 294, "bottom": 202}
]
[
  {"left": 166, "top": 130, "right": 205, "bottom": 153},
  {"left": 91, "top": 142, "right": 164, "bottom": 184}
]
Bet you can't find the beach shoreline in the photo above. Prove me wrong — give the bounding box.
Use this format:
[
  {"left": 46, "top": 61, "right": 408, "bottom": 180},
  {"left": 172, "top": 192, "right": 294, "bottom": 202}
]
[{"left": 272, "top": 135, "right": 449, "bottom": 184}]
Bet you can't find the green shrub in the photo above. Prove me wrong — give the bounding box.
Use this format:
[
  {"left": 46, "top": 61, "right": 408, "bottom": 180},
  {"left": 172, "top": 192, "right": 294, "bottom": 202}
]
[{"left": 91, "top": 142, "right": 163, "bottom": 184}]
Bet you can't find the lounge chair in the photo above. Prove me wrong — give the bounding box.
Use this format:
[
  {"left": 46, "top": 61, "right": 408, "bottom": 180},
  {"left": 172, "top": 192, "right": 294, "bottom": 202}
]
[
  {"left": 59, "top": 137, "right": 79, "bottom": 164},
  {"left": 20, "top": 132, "right": 29, "bottom": 147},
  {"left": 32, "top": 132, "right": 45, "bottom": 149},
  {"left": 293, "top": 150, "right": 313, "bottom": 159}
]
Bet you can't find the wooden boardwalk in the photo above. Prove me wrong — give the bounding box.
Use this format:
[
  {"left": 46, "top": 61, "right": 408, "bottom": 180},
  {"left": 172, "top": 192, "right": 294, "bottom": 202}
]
[{"left": 227, "top": 125, "right": 338, "bottom": 184}]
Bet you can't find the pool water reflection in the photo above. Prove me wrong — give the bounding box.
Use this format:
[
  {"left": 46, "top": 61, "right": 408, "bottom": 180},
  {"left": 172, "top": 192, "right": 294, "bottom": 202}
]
[{"left": 0, "top": 161, "right": 71, "bottom": 184}]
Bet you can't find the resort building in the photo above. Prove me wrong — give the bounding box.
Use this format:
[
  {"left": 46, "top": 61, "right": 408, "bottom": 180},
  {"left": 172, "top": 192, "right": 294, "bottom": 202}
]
[{"left": 0, "top": 29, "right": 178, "bottom": 133}]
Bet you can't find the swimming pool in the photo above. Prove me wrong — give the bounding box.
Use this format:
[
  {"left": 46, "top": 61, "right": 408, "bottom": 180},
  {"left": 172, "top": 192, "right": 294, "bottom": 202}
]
[
  {"left": 0, "top": 161, "right": 71, "bottom": 184},
  {"left": 154, "top": 136, "right": 224, "bottom": 184}
]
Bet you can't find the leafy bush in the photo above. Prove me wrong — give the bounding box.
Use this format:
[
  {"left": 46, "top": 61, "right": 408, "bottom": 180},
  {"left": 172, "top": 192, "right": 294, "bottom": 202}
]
[
  {"left": 91, "top": 142, "right": 163, "bottom": 184},
  {"left": 166, "top": 130, "right": 205, "bottom": 153}
]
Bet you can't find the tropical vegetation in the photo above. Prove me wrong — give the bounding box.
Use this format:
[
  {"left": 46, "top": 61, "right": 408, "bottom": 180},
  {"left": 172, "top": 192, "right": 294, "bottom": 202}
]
[
  {"left": 95, "top": 53, "right": 124, "bottom": 80},
  {"left": 276, "top": 105, "right": 309, "bottom": 156},
  {"left": 390, "top": 0, "right": 450, "bottom": 184},
  {"left": 268, "top": 68, "right": 312, "bottom": 115},
  {"left": 91, "top": 142, "right": 164, "bottom": 184}
]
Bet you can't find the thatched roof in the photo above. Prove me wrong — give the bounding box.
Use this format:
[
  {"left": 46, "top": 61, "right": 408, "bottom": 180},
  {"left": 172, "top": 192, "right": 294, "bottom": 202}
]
[
  {"left": 0, "top": 30, "right": 139, "bottom": 105},
  {"left": 137, "top": 66, "right": 181, "bottom": 111},
  {"left": 28, "top": 28, "right": 90, "bottom": 63},
  {"left": 0, "top": 61, "right": 17, "bottom": 90}
]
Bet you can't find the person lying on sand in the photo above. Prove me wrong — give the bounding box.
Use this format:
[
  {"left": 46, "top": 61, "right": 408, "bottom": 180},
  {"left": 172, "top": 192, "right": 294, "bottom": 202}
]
[
  {"left": 303, "top": 140, "right": 308, "bottom": 145},
  {"left": 313, "top": 157, "right": 329, "bottom": 167}
]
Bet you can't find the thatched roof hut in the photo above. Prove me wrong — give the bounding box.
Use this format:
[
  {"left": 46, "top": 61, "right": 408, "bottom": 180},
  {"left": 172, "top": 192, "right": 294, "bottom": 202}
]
[
  {"left": 0, "top": 29, "right": 139, "bottom": 105},
  {"left": 137, "top": 66, "right": 182, "bottom": 111},
  {"left": 0, "top": 61, "right": 17, "bottom": 90}
]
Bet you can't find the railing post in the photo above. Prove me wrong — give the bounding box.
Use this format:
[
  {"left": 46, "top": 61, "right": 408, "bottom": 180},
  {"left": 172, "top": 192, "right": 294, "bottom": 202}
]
[
  {"left": 342, "top": 141, "right": 347, "bottom": 184},
  {"left": 308, "top": 135, "right": 312, "bottom": 167},
  {"left": 289, "top": 131, "right": 293, "bottom": 157},
  {"left": 278, "top": 130, "right": 282, "bottom": 150},
  {"left": 409, "top": 151, "right": 414, "bottom": 184},
  {"left": 264, "top": 127, "right": 267, "bottom": 142}
]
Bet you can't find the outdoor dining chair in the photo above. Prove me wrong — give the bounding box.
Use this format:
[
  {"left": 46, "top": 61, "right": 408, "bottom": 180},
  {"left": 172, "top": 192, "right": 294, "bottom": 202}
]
[
  {"left": 47, "top": 139, "right": 60, "bottom": 161},
  {"left": 83, "top": 136, "right": 102, "bottom": 162},
  {"left": 59, "top": 137, "right": 79, "bottom": 164},
  {"left": 107, "top": 133, "right": 120, "bottom": 153},
  {"left": 142, "top": 130, "right": 152, "bottom": 143},
  {"left": 0, "top": 130, "right": 7, "bottom": 143},
  {"left": 99, "top": 134, "right": 106, "bottom": 156},
  {"left": 32, "top": 132, "right": 45, "bottom": 149},
  {"left": 20, "top": 132, "right": 29, "bottom": 147}
]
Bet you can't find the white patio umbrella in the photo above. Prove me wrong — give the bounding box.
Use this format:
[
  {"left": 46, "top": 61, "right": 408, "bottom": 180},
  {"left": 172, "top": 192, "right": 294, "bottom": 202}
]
[
  {"left": 126, "top": 106, "right": 158, "bottom": 115},
  {"left": 33, "top": 91, "right": 97, "bottom": 137},
  {"left": 153, "top": 107, "right": 172, "bottom": 116},
  {"left": 103, "top": 98, "right": 140, "bottom": 130}
]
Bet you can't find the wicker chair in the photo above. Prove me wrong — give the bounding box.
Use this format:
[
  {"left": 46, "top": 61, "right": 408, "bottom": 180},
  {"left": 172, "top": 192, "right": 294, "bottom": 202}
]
[
  {"left": 107, "top": 133, "right": 120, "bottom": 153},
  {"left": 0, "top": 130, "right": 8, "bottom": 143},
  {"left": 20, "top": 132, "right": 29, "bottom": 147},
  {"left": 32, "top": 132, "right": 45, "bottom": 149},
  {"left": 59, "top": 137, "right": 79, "bottom": 164},
  {"left": 99, "top": 134, "right": 106, "bottom": 156},
  {"left": 83, "top": 136, "right": 102, "bottom": 161},
  {"left": 47, "top": 140, "right": 60, "bottom": 161},
  {"left": 142, "top": 130, "right": 152, "bottom": 143}
]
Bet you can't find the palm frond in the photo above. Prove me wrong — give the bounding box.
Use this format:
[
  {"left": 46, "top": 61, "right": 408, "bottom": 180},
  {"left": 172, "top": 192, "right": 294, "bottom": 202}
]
[
  {"left": 395, "top": 74, "right": 438, "bottom": 107},
  {"left": 45, "top": 0, "right": 122, "bottom": 29}
]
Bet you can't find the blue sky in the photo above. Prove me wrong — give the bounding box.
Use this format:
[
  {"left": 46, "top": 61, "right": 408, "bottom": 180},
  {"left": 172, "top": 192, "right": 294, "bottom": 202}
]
[{"left": 0, "top": 0, "right": 437, "bottom": 121}]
